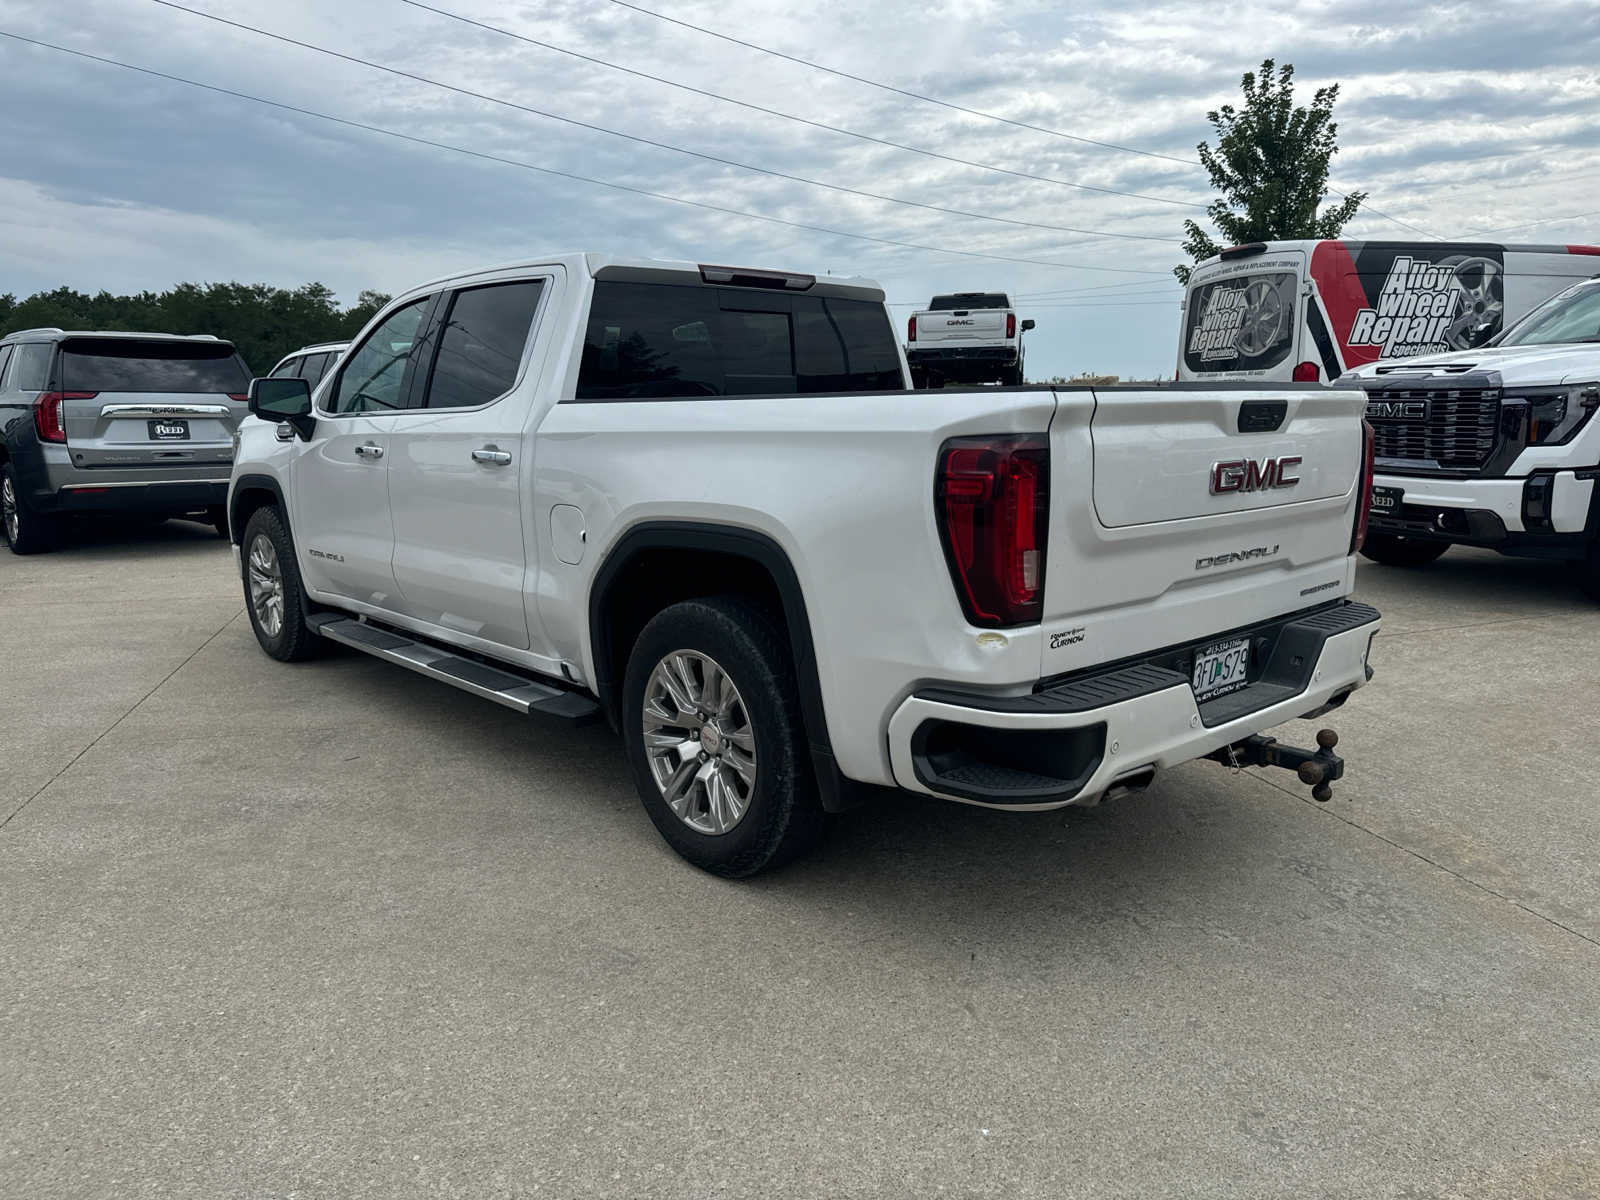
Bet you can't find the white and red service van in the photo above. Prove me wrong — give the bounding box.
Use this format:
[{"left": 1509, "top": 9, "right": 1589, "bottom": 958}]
[{"left": 1177, "top": 240, "right": 1600, "bottom": 383}]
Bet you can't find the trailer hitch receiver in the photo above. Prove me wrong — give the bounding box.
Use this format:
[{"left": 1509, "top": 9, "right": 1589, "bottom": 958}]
[{"left": 1208, "top": 728, "right": 1344, "bottom": 801}]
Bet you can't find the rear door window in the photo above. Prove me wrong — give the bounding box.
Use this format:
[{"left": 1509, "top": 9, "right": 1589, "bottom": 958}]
[
  {"left": 575, "top": 281, "right": 903, "bottom": 400},
  {"left": 1182, "top": 271, "right": 1298, "bottom": 373},
  {"left": 299, "top": 353, "right": 332, "bottom": 385},
  {"left": 0, "top": 345, "right": 13, "bottom": 388},
  {"left": 58, "top": 339, "right": 247, "bottom": 393},
  {"left": 268, "top": 356, "right": 302, "bottom": 379},
  {"left": 418, "top": 280, "right": 545, "bottom": 409}
]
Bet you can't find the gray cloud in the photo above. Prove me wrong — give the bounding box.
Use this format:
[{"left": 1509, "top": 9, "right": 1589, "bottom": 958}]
[{"left": 0, "top": 0, "right": 1594, "bottom": 378}]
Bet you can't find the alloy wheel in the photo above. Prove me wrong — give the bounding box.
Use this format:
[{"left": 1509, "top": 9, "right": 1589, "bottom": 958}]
[
  {"left": 642, "top": 650, "right": 758, "bottom": 835},
  {"left": 247, "top": 533, "right": 285, "bottom": 637}
]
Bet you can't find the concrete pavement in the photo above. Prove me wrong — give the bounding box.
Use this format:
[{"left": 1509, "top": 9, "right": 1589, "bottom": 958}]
[{"left": 3, "top": 525, "right": 1597, "bottom": 1198}]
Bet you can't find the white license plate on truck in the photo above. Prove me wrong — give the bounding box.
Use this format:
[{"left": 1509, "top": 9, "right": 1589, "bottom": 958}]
[{"left": 1192, "top": 637, "right": 1250, "bottom": 701}]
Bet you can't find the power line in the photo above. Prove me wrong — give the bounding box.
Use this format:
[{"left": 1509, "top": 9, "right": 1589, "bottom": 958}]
[
  {"left": 147, "top": 0, "right": 1181, "bottom": 248},
  {"left": 601, "top": 0, "right": 1198, "bottom": 167},
  {"left": 1463, "top": 209, "right": 1600, "bottom": 238},
  {"left": 395, "top": 0, "right": 1206, "bottom": 213},
  {"left": 0, "top": 30, "right": 1171, "bottom": 276},
  {"left": 600, "top": 0, "right": 1441, "bottom": 240}
]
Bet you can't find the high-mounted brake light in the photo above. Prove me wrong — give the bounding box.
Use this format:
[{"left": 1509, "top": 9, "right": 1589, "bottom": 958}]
[
  {"left": 1351, "top": 419, "right": 1375, "bottom": 554},
  {"left": 936, "top": 434, "right": 1049, "bottom": 627},
  {"left": 907, "top": 315, "right": 917, "bottom": 343},
  {"left": 1219, "top": 242, "right": 1268, "bottom": 260},
  {"left": 1292, "top": 361, "right": 1320, "bottom": 382},
  {"left": 1005, "top": 312, "right": 1017, "bottom": 339},
  {"left": 697, "top": 264, "right": 815, "bottom": 290},
  {"left": 33, "top": 391, "right": 95, "bottom": 443}
]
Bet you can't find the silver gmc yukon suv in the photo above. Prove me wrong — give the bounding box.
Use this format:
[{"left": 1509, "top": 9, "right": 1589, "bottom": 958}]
[{"left": 0, "top": 328, "right": 252, "bottom": 553}]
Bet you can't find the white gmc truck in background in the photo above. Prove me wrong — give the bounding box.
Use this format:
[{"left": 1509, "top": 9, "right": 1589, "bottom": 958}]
[
  {"left": 906, "top": 292, "right": 1033, "bottom": 387},
  {"left": 230, "top": 253, "right": 1381, "bottom": 876}
]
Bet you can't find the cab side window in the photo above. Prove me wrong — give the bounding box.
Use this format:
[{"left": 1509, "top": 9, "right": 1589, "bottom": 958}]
[
  {"left": 328, "top": 298, "right": 431, "bottom": 414},
  {"left": 418, "top": 280, "right": 545, "bottom": 409},
  {"left": 299, "top": 353, "right": 332, "bottom": 386}
]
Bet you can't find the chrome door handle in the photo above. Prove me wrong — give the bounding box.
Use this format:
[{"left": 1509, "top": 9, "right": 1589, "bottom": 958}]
[
  {"left": 471, "top": 447, "right": 513, "bottom": 466},
  {"left": 354, "top": 442, "right": 384, "bottom": 459}
]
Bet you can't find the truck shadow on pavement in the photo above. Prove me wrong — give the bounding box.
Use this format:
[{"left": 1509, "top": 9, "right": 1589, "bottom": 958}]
[
  {"left": 1354, "top": 547, "right": 1588, "bottom": 620},
  {"left": 34, "top": 515, "right": 228, "bottom": 558}
]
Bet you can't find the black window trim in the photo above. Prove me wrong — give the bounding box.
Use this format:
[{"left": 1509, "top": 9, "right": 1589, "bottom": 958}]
[{"left": 408, "top": 275, "right": 552, "bottom": 413}]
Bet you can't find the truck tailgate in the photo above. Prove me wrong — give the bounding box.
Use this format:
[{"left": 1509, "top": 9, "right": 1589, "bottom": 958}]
[
  {"left": 914, "top": 309, "right": 1008, "bottom": 344},
  {"left": 1040, "top": 385, "right": 1366, "bottom": 677}
]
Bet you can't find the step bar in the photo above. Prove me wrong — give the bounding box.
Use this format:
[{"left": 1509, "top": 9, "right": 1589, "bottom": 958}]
[{"left": 308, "top": 614, "right": 601, "bottom": 722}]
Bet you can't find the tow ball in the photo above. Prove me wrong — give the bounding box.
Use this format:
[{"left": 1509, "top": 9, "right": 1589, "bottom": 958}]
[{"left": 1208, "top": 729, "right": 1345, "bottom": 802}]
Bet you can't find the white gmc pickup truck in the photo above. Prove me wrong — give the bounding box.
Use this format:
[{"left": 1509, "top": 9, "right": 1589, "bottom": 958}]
[{"left": 230, "top": 253, "right": 1381, "bottom": 876}]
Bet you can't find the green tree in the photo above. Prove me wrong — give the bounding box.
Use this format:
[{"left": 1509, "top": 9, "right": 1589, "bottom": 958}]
[
  {"left": 1175, "top": 59, "right": 1364, "bottom": 283},
  {"left": 0, "top": 281, "right": 390, "bottom": 373}
]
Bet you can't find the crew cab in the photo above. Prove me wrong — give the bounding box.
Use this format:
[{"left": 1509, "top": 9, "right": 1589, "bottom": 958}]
[
  {"left": 906, "top": 292, "right": 1033, "bottom": 387},
  {"left": 1, "top": 328, "right": 252, "bottom": 552},
  {"left": 229, "top": 253, "right": 1380, "bottom": 876},
  {"left": 1346, "top": 274, "right": 1600, "bottom": 597}
]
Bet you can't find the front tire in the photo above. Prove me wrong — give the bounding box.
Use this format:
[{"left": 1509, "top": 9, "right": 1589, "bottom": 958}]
[
  {"left": 240, "top": 506, "right": 321, "bottom": 662},
  {"left": 2, "top": 462, "right": 57, "bottom": 555},
  {"left": 622, "top": 596, "right": 826, "bottom": 877},
  {"left": 1360, "top": 532, "right": 1449, "bottom": 568}
]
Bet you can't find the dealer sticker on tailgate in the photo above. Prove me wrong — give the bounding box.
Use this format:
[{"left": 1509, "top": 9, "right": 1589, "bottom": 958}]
[{"left": 1192, "top": 637, "right": 1250, "bottom": 701}]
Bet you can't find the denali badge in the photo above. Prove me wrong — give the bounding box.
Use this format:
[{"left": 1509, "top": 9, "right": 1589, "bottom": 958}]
[
  {"left": 1196, "top": 544, "right": 1279, "bottom": 570},
  {"left": 1366, "top": 400, "right": 1428, "bottom": 422},
  {"left": 1210, "top": 456, "right": 1301, "bottom": 494}
]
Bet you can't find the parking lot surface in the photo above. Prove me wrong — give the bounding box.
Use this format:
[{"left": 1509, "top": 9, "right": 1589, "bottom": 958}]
[{"left": 3, "top": 523, "right": 1598, "bottom": 1199}]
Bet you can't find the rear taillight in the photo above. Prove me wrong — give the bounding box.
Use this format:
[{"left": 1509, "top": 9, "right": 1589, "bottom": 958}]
[
  {"left": 1005, "top": 312, "right": 1017, "bottom": 339},
  {"left": 1352, "top": 419, "right": 1375, "bottom": 553},
  {"left": 1292, "top": 361, "right": 1320, "bottom": 382},
  {"left": 33, "top": 391, "right": 95, "bottom": 443},
  {"left": 907, "top": 316, "right": 917, "bottom": 343},
  {"left": 227, "top": 393, "right": 249, "bottom": 402},
  {"left": 936, "top": 434, "right": 1049, "bottom": 627}
]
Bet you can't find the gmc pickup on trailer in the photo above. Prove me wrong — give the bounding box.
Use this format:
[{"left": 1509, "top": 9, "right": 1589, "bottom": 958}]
[{"left": 229, "top": 253, "right": 1381, "bottom": 876}]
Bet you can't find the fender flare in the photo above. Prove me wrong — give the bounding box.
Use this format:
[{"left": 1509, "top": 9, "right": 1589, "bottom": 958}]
[{"left": 588, "top": 521, "right": 858, "bottom": 812}]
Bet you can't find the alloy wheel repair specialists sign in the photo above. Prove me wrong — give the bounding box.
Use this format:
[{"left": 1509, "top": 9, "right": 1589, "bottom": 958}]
[{"left": 1315, "top": 242, "right": 1506, "bottom": 365}]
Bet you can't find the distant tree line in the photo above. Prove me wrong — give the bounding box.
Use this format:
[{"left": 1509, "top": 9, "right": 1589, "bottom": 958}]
[{"left": 0, "top": 282, "right": 392, "bottom": 374}]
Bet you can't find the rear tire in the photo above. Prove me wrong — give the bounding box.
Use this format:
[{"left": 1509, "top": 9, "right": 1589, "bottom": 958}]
[
  {"left": 622, "top": 596, "right": 826, "bottom": 877},
  {"left": 1360, "top": 532, "right": 1449, "bottom": 568},
  {"left": 2, "top": 463, "right": 57, "bottom": 555},
  {"left": 241, "top": 506, "right": 321, "bottom": 662},
  {"left": 1001, "top": 366, "right": 1023, "bottom": 386}
]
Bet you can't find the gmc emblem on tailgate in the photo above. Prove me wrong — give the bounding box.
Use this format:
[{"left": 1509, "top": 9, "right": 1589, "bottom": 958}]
[
  {"left": 1210, "top": 456, "right": 1302, "bottom": 495},
  {"left": 1367, "top": 400, "right": 1428, "bottom": 421}
]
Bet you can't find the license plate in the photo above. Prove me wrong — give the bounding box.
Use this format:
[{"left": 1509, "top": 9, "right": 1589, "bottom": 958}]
[
  {"left": 149, "top": 419, "right": 189, "bottom": 440},
  {"left": 1371, "top": 486, "right": 1402, "bottom": 511},
  {"left": 1192, "top": 637, "right": 1250, "bottom": 701}
]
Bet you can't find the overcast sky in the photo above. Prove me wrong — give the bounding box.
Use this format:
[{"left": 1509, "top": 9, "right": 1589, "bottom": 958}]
[{"left": 3, "top": 0, "right": 1598, "bottom": 378}]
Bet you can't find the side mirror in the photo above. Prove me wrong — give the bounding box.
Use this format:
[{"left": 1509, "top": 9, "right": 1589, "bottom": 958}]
[
  {"left": 1020, "top": 319, "right": 1036, "bottom": 332},
  {"left": 248, "top": 377, "right": 314, "bottom": 439}
]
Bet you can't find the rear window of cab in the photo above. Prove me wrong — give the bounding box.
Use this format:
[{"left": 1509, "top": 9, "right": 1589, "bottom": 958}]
[{"left": 574, "top": 281, "right": 904, "bottom": 400}]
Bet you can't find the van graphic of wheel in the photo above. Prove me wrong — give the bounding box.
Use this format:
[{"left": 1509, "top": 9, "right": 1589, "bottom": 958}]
[
  {"left": 1233, "top": 279, "right": 1286, "bottom": 357},
  {"left": 1442, "top": 255, "right": 1503, "bottom": 349}
]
